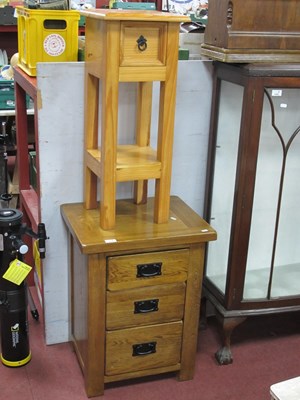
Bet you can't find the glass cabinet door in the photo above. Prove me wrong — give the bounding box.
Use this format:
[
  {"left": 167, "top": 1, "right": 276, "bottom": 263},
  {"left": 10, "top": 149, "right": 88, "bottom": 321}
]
[
  {"left": 203, "top": 63, "right": 300, "bottom": 366},
  {"left": 205, "top": 80, "right": 244, "bottom": 294},
  {"left": 244, "top": 88, "right": 300, "bottom": 300}
]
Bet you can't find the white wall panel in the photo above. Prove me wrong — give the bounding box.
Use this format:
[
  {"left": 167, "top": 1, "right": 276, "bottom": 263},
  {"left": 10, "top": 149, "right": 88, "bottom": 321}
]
[{"left": 36, "top": 59, "right": 213, "bottom": 344}]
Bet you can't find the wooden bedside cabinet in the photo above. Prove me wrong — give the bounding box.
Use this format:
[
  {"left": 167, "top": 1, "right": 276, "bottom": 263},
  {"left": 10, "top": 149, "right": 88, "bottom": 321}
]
[{"left": 61, "top": 197, "right": 216, "bottom": 397}]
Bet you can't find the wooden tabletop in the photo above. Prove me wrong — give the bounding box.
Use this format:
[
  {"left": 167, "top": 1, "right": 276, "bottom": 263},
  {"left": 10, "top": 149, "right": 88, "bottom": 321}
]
[
  {"left": 80, "top": 8, "right": 190, "bottom": 23},
  {"left": 61, "top": 196, "right": 217, "bottom": 254}
]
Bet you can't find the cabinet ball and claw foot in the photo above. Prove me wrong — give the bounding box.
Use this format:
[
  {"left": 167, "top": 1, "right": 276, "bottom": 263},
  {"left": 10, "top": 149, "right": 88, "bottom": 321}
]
[{"left": 214, "top": 314, "right": 247, "bottom": 365}]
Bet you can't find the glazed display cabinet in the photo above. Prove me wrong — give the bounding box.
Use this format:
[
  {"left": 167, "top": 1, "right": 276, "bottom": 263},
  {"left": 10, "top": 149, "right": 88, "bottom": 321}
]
[{"left": 203, "top": 62, "right": 300, "bottom": 364}]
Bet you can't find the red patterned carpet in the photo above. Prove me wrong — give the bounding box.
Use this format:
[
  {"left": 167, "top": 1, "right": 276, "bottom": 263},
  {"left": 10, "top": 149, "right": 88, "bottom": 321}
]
[{"left": 1, "top": 289, "right": 300, "bottom": 400}]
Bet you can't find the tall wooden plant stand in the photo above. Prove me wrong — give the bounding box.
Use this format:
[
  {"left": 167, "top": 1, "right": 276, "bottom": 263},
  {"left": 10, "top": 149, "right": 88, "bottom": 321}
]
[{"left": 80, "top": 9, "right": 189, "bottom": 229}]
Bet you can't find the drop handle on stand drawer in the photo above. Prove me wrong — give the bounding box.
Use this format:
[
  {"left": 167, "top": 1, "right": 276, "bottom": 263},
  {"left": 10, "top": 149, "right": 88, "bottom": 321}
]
[
  {"left": 134, "top": 299, "right": 159, "bottom": 314},
  {"left": 136, "top": 35, "right": 147, "bottom": 51},
  {"left": 132, "top": 342, "right": 157, "bottom": 357},
  {"left": 136, "top": 262, "right": 162, "bottom": 278}
]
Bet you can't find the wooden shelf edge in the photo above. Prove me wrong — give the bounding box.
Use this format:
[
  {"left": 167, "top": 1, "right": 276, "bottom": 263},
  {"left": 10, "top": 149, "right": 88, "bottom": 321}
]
[
  {"left": 86, "top": 145, "right": 162, "bottom": 182},
  {"left": 20, "top": 188, "right": 39, "bottom": 231},
  {"left": 13, "top": 66, "right": 37, "bottom": 99},
  {"left": 0, "top": 109, "right": 34, "bottom": 117},
  {"left": 0, "top": 25, "right": 17, "bottom": 33}
]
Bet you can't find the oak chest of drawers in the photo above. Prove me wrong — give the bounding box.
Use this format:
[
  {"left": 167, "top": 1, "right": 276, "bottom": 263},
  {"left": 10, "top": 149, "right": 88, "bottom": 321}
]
[{"left": 61, "top": 197, "right": 216, "bottom": 397}]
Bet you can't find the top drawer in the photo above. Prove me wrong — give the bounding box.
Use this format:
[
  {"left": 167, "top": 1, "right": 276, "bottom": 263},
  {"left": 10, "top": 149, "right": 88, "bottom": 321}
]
[
  {"left": 120, "top": 21, "right": 167, "bottom": 67},
  {"left": 107, "top": 249, "right": 189, "bottom": 291}
]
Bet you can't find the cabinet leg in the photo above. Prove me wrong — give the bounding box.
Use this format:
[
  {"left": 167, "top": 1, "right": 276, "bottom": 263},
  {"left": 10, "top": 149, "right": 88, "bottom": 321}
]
[
  {"left": 215, "top": 313, "right": 247, "bottom": 365},
  {"left": 177, "top": 244, "right": 204, "bottom": 381}
]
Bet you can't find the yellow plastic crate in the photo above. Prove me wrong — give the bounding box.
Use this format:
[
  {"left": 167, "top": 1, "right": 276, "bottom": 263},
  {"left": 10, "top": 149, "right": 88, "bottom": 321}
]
[{"left": 16, "top": 6, "right": 80, "bottom": 76}]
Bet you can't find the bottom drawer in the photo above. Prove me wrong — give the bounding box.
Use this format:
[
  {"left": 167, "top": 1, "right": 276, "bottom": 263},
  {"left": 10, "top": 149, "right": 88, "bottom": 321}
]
[{"left": 105, "top": 321, "right": 182, "bottom": 376}]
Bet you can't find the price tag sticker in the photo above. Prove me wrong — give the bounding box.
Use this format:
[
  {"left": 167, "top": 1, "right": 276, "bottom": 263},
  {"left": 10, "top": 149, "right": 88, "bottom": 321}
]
[{"left": 2, "top": 259, "right": 32, "bottom": 285}]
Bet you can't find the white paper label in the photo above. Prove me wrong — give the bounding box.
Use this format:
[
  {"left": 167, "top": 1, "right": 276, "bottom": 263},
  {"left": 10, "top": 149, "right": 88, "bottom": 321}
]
[{"left": 44, "top": 34, "right": 66, "bottom": 57}]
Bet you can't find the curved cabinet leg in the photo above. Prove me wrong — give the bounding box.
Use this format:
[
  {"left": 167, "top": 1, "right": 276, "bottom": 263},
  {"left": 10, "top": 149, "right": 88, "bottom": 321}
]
[{"left": 215, "top": 314, "right": 247, "bottom": 365}]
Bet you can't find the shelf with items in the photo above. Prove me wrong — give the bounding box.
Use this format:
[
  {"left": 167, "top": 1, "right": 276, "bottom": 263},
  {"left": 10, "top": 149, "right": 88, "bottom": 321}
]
[
  {"left": 0, "top": 108, "right": 34, "bottom": 117},
  {"left": 13, "top": 65, "right": 39, "bottom": 290},
  {"left": 0, "top": 107, "right": 34, "bottom": 211},
  {"left": 14, "top": 66, "right": 39, "bottom": 229},
  {"left": 0, "top": 20, "right": 85, "bottom": 63}
]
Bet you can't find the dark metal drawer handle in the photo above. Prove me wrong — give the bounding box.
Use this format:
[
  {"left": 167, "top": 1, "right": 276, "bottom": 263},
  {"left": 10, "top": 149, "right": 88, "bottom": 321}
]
[
  {"left": 136, "top": 262, "right": 162, "bottom": 278},
  {"left": 134, "top": 299, "right": 159, "bottom": 314},
  {"left": 137, "top": 35, "right": 147, "bottom": 51},
  {"left": 132, "top": 342, "right": 156, "bottom": 357}
]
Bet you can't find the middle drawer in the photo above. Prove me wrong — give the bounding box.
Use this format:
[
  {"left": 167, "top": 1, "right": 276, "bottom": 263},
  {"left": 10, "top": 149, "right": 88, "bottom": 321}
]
[{"left": 106, "top": 282, "right": 186, "bottom": 330}]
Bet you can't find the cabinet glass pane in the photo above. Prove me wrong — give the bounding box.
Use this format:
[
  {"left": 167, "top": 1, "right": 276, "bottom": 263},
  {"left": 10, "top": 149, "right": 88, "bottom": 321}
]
[
  {"left": 244, "top": 88, "right": 300, "bottom": 300},
  {"left": 206, "top": 81, "right": 243, "bottom": 293}
]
